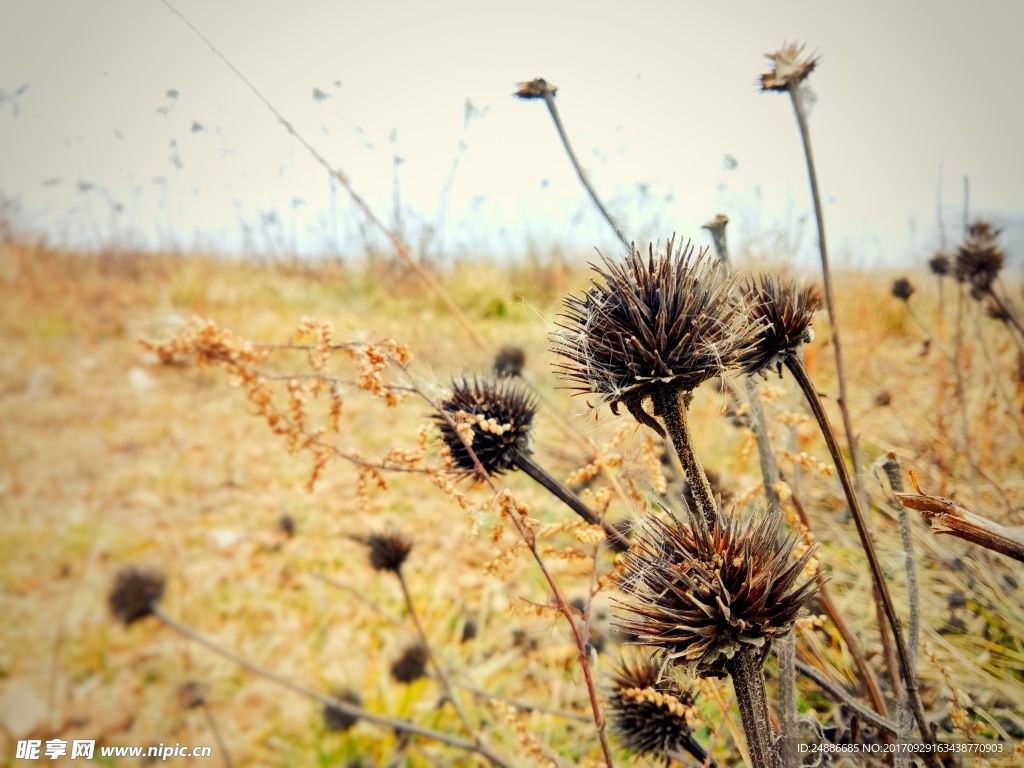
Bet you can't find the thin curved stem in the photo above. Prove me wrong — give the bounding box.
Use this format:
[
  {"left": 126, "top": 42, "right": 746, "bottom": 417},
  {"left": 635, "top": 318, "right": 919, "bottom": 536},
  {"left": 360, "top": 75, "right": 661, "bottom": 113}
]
[
  {"left": 784, "top": 357, "right": 936, "bottom": 761},
  {"left": 396, "top": 570, "right": 478, "bottom": 741},
  {"left": 515, "top": 455, "right": 630, "bottom": 551},
  {"left": 541, "top": 91, "right": 629, "bottom": 250},
  {"left": 651, "top": 388, "right": 718, "bottom": 528},
  {"left": 786, "top": 81, "right": 864, "bottom": 504},
  {"left": 152, "top": 610, "right": 513, "bottom": 768}
]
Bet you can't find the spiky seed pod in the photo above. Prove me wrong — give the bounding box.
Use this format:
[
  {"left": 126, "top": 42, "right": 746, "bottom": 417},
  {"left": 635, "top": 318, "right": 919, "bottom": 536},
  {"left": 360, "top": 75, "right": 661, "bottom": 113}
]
[
  {"left": 551, "top": 237, "right": 761, "bottom": 418},
  {"left": 367, "top": 529, "right": 413, "bottom": 573},
  {"left": 929, "top": 253, "right": 951, "bottom": 277},
  {"left": 514, "top": 78, "right": 557, "bottom": 100},
  {"left": 738, "top": 274, "right": 821, "bottom": 377},
  {"left": 616, "top": 506, "right": 819, "bottom": 678},
  {"left": 323, "top": 687, "right": 362, "bottom": 732},
  {"left": 493, "top": 345, "right": 526, "bottom": 378},
  {"left": 891, "top": 277, "right": 915, "bottom": 301},
  {"left": 390, "top": 643, "right": 429, "bottom": 684},
  {"left": 434, "top": 377, "right": 538, "bottom": 478},
  {"left": 760, "top": 43, "right": 818, "bottom": 91},
  {"left": 109, "top": 566, "right": 166, "bottom": 625},
  {"left": 607, "top": 655, "right": 708, "bottom": 764},
  {"left": 955, "top": 220, "right": 1005, "bottom": 292}
]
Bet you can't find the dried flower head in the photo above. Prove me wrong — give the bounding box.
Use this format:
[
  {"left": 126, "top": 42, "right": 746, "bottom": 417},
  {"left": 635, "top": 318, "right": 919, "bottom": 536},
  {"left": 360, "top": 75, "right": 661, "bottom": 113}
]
[
  {"left": 367, "top": 529, "right": 413, "bottom": 573},
  {"left": 390, "top": 643, "right": 430, "bottom": 684},
  {"left": 514, "top": 78, "right": 557, "bottom": 100},
  {"left": 891, "top": 277, "right": 915, "bottom": 301},
  {"left": 617, "top": 506, "right": 819, "bottom": 678},
  {"left": 494, "top": 345, "right": 526, "bottom": 378},
  {"left": 434, "top": 376, "right": 538, "bottom": 478},
  {"left": 760, "top": 43, "right": 818, "bottom": 92},
  {"left": 323, "top": 687, "right": 362, "bottom": 732},
  {"left": 551, "top": 237, "right": 761, "bottom": 420},
  {"left": 928, "top": 253, "right": 951, "bottom": 277},
  {"left": 955, "top": 221, "right": 1005, "bottom": 292},
  {"left": 109, "top": 566, "right": 166, "bottom": 625},
  {"left": 607, "top": 655, "right": 707, "bottom": 764},
  {"left": 738, "top": 275, "right": 821, "bottom": 377}
]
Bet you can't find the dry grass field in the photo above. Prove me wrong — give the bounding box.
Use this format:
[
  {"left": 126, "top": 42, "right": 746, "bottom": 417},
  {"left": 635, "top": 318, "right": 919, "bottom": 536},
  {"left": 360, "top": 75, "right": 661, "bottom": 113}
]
[{"left": 1, "top": 242, "right": 1022, "bottom": 766}]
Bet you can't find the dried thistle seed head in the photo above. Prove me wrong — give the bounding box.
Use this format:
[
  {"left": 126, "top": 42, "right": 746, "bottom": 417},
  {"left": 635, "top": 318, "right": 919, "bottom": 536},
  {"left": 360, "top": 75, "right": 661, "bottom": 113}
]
[
  {"left": 701, "top": 213, "right": 729, "bottom": 237},
  {"left": 109, "top": 566, "right": 166, "bottom": 625},
  {"left": 434, "top": 376, "right": 538, "bottom": 478},
  {"left": 514, "top": 78, "right": 557, "bottom": 100},
  {"left": 390, "top": 643, "right": 429, "bottom": 684},
  {"left": 760, "top": 43, "right": 818, "bottom": 91},
  {"left": 929, "top": 253, "right": 951, "bottom": 276},
  {"left": 738, "top": 274, "right": 821, "bottom": 377},
  {"left": 955, "top": 220, "right": 1005, "bottom": 292},
  {"left": 323, "top": 687, "right": 362, "bottom": 732},
  {"left": 607, "top": 655, "right": 706, "bottom": 763},
  {"left": 616, "top": 505, "right": 819, "bottom": 678},
  {"left": 891, "top": 277, "right": 915, "bottom": 301},
  {"left": 367, "top": 529, "right": 413, "bottom": 573},
  {"left": 493, "top": 345, "right": 526, "bottom": 378},
  {"left": 551, "top": 237, "right": 761, "bottom": 415}
]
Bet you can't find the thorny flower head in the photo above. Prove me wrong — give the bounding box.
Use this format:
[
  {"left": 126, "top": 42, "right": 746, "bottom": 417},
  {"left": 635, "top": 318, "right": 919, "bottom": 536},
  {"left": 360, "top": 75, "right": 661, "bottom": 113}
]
[
  {"left": 109, "top": 566, "right": 166, "bottom": 626},
  {"left": 891, "top": 277, "right": 915, "bottom": 301},
  {"left": 929, "top": 253, "right": 951, "bottom": 277},
  {"left": 367, "top": 529, "right": 413, "bottom": 573},
  {"left": 391, "top": 643, "right": 430, "bottom": 684},
  {"left": 738, "top": 274, "right": 821, "bottom": 377},
  {"left": 514, "top": 78, "right": 557, "bottom": 100},
  {"left": 551, "top": 236, "right": 762, "bottom": 423},
  {"left": 323, "top": 687, "right": 362, "bottom": 732},
  {"left": 760, "top": 43, "right": 818, "bottom": 92},
  {"left": 434, "top": 376, "right": 538, "bottom": 479},
  {"left": 955, "top": 220, "right": 1005, "bottom": 293},
  {"left": 616, "top": 505, "right": 819, "bottom": 678},
  {"left": 607, "top": 655, "right": 707, "bottom": 764},
  {"left": 493, "top": 345, "right": 526, "bottom": 378}
]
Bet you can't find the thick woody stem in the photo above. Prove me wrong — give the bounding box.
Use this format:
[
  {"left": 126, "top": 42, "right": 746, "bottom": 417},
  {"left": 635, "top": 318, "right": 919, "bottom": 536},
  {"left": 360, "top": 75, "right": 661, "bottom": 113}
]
[
  {"left": 727, "top": 649, "right": 777, "bottom": 768},
  {"left": 651, "top": 388, "right": 718, "bottom": 528}
]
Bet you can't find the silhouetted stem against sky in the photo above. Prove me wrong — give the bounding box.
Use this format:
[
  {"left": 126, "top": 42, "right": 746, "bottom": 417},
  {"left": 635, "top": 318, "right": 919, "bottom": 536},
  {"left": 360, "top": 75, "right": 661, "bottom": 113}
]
[{"left": 540, "top": 90, "right": 630, "bottom": 251}]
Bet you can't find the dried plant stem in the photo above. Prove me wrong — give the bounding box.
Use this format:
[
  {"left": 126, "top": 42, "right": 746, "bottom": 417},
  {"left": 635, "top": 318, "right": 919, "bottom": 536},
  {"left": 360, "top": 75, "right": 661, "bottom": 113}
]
[
  {"left": 452, "top": 681, "right": 591, "bottom": 722},
  {"left": 786, "top": 81, "right": 864, "bottom": 504},
  {"left": 200, "top": 703, "right": 234, "bottom": 768},
  {"left": 895, "top": 474, "right": 1024, "bottom": 564},
  {"left": 539, "top": 91, "right": 629, "bottom": 250},
  {"left": 813, "top": 586, "right": 888, "bottom": 717},
  {"left": 795, "top": 662, "right": 898, "bottom": 736},
  {"left": 777, "top": 631, "right": 798, "bottom": 768},
  {"left": 412, "top": 374, "right": 615, "bottom": 767},
  {"left": 395, "top": 570, "right": 478, "bottom": 740},
  {"left": 151, "top": 610, "right": 512, "bottom": 768},
  {"left": 157, "top": 0, "right": 486, "bottom": 351},
  {"left": 652, "top": 388, "right": 718, "bottom": 528},
  {"left": 744, "top": 379, "right": 782, "bottom": 514},
  {"left": 954, "top": 285, "right": 981, "bottom": 507},
  {"left": 784, "top": 358, "right": 938, "bottom": 763},
  {"left": 515, "top": 455, "right": 630, "bottom": 550},
  {"left": 726, "top": 649, "right": 776, "bottom": 768},
  {"left": 874, "top": 455, "right": 919, "bottom": 768}
]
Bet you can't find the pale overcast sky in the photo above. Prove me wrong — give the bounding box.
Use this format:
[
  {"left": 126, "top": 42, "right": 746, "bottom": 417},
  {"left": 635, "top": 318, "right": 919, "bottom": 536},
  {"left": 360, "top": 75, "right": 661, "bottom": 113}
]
[{"left": 1, "top": 0, "right": 1022, "bottom": 265}]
